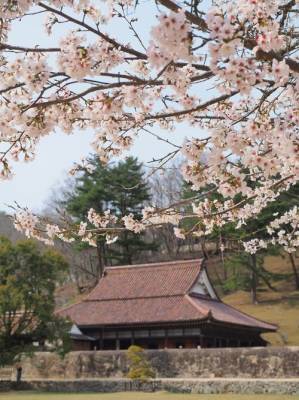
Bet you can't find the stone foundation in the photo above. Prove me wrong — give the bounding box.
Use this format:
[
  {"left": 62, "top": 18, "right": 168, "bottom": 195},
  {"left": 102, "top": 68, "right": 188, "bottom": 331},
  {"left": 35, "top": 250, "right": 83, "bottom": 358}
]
[
  {"left": 0, "top": 381, "right": 12, "bottom": 392},
  {"left": 19, "top": 347, "right": 299, "bottom": 380},
  {"left": 13, "top": 378, "right": 299, "bottom": 395},
  {"left": 2, "top": 347, "right": 298, "bottom": 395}
]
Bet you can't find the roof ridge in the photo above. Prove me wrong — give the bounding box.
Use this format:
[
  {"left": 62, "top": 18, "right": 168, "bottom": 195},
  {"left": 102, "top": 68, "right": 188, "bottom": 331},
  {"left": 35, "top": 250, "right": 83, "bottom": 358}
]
[
  {"left": 104, "top": 259, "right": 202, "bottom": 271},
  {"left": 106, "top": 265, "right": 200, "bottom": 275},
  {"left": 185, "top": 294, "right": 211, "bottom": 316},
  {"left": 84, "top": 294, "right": 187, "bottom": 302},
  {"left": 189, "top": 292, "right": 220, "bottom": 302}
]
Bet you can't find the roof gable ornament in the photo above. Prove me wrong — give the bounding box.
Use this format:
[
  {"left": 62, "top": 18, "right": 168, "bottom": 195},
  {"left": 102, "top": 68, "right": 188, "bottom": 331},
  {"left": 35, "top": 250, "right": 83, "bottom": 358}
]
[
  {"left": 189, "top": 267, "right": 218, "bottom": 300},
  {"left": 69, "top": 324, "right": 83, "bottom": 335}
]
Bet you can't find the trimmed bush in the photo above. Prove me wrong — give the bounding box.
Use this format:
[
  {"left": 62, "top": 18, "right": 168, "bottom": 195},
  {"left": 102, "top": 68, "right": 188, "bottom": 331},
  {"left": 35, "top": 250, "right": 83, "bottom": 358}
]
[{"left": 126, "top": 345, "right": 155, "bottom": 381}]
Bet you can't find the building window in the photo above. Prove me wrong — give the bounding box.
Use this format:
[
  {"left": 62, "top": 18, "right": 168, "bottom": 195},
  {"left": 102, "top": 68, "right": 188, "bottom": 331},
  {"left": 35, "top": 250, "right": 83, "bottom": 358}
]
[
  {"left": 118, "top": 331, "right": 131, "bottom": 339},
  {"left": 135, "top": 330, "right": 150, "bottom": 338},
  {"left": 151, "top": 329, "right": 166, "bottom": 337},
  {"left": 184, "top": 328, "right": 201, "bottom": 336},
  {"left": 103, "top": 331, "right": 117, "bottom": 339},
  {"left": 168, "top": 329, "right": 183, "bottom": 337}
]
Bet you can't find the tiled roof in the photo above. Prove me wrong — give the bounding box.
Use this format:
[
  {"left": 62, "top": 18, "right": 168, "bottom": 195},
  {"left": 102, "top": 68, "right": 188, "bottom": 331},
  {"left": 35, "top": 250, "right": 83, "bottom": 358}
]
[
  {"left": 86, "top": 259, "right": 202, "bottom": 301},
  {"left": 58, "top": 259, "right": 276, "bottom": 332},
  {"left": 59, "top": 295, "right": 206, "bottom": 326},
  {"left": 187, "top": 295, "right": 276, "bottom": 331}
]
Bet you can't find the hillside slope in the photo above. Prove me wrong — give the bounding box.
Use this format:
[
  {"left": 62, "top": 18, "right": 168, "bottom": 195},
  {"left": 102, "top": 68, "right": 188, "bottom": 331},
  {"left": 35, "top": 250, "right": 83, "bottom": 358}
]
[
  {"left": 222, "top": 254, "right": 299, "bottom": 346},
  {"left": 224, "top": 290, "right": 299, "bottom": 346}
]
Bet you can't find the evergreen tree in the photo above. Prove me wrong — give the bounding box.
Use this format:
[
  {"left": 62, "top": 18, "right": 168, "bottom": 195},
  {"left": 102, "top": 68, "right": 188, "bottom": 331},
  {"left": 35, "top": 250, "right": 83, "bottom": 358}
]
[{"left": 65, "top": 156, "right": 157, "bottom": 273}]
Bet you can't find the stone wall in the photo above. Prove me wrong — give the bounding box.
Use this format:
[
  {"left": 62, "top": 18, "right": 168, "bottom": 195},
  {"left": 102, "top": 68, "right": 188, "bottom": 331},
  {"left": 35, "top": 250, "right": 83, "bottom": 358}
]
[
  {"left": 19, "top": 347, "right": 299, "bottom": 380},
  {"left": 0, "top": 381, "right": 12, "bottom": 392},
  {"left": 12, "top": 379, "right": 299, "bottom": 395}
]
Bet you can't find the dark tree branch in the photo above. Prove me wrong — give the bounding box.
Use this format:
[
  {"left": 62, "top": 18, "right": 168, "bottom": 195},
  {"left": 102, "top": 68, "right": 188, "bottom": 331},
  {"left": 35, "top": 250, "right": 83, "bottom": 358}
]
[{"left": 38, "top": 2, "right": 147, "bottom": 60}]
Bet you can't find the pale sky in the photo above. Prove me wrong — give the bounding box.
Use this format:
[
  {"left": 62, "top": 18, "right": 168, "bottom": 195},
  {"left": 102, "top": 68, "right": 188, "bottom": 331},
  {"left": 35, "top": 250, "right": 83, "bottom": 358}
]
[
  {"left": 0, "top": 127, "right": 187, "bottom": 212},
  {"left": 0, "top": 3, "right": 203, "bottom": 213}
]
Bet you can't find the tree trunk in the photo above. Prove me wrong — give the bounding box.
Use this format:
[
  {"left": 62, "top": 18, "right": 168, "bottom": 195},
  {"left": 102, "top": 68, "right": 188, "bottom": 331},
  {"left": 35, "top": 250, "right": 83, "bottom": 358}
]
[
  {"left": 246, "top": 254, "right": 276, "bottom": 292},
  {"left": 96, "top": 241, "right": 104, "bottom": 281},
  {"left": 124, "top": 231, "right": 133, "bottom": 265},
  {"left": 201, "top": 238, "right": 209, "bottom": 259},
  {"left": 215, "top": 239, "right": 219, "bottom": 255},
  {"left": 222, "top": 257, "right": 227, "bottom": 281},
  {"left": 74, "top": 270, "right": 83, "bottom": 293},
  {"left": 250, "top": 254, "right": 258, "bottom": 304},
  {"left": 289, "top": 252, "right": 299, "bottom": 290},
  {"left": 219, "top": 235, "right": 227, "bottom": 280}
]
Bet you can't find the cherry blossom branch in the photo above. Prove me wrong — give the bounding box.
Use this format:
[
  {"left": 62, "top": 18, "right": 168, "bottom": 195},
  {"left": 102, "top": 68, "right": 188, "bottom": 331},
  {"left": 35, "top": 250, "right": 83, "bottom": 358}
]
[
  {"left": 245, "top": 41, "right": 299, "bottom": 74},
  {"left": 147, "top": 90, "right": 239, "bottom": 120},
  {"left": 212, "top": 174, "right": 295, "bottom": 218},
  {"left": 157, "top": 0, "right": 208, "bottom": 31},
  {"left": 0, "top": 82, "right": 24, "bottom": 95},
  {"left": 38, "top": 2, "right": 147, "bottom": 60},
  {"left": 27, "top": 80, "right": 162, "bottom": 109},
  {"left": 160, "top": 0, "right": 299, "bottom": 73},
  {"left": 0, "top": 44, "right": 60, "bottom": 52},
  {"left": 25, "top": 71, "right": 214, "bottom": 110}
]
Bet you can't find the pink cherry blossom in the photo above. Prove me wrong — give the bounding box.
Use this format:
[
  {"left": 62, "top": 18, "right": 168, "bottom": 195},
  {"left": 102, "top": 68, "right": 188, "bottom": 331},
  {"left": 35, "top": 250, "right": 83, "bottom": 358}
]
[{"left": 0, "top": 0, "right": 297, "bottom": 252}]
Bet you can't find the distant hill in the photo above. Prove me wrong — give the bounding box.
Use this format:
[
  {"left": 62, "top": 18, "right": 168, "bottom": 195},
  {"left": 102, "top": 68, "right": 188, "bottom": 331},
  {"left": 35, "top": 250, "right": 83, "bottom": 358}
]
[{"left": 0, "top": 212, "right": 25, "bottom": 242}]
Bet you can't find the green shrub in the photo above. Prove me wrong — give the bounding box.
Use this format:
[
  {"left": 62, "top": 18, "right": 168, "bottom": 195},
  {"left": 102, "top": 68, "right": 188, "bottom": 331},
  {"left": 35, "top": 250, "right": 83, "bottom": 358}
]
[{"left": 126, "top": 345, "right": 155, "bottom": 381}]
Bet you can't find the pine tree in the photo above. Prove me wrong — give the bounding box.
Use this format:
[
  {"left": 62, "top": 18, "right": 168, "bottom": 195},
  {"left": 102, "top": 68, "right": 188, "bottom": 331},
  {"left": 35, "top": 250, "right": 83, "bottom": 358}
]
[{"left": 65, "top": 156, "right": 157, "bottom": 274}]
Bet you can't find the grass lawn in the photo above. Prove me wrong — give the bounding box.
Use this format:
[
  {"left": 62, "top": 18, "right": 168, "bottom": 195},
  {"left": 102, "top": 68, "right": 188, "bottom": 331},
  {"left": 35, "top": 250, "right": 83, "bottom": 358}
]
[
  {"left": 221, "top": 254, "right": 299, "bottom": 346},
  {"left": 0, "top": 393, "right": 298, "bottom": 400}
]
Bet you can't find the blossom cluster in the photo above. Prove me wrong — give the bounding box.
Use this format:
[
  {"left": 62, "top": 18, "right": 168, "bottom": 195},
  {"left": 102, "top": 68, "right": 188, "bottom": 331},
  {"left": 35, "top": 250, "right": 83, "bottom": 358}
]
[
  {"left": 147, "top": 10, "right": 192, "bottom": 68},
  {"left": 58, "top": 33, "right": 124, "bottom": 80},
  {"left": 0, "top": 0, "right": 298, "bottom": 254},
  {"left": 267, "top": 207, "right": 299, "bottom": 253},
  {"left": 87, "top": 208, "right": 117, "bottom": 228},
  {"left": 68, "top": 157, "right": 96, "bottom": 176},
  {"left": 206, "top": 1, "right": 289, "bottom": 94}
]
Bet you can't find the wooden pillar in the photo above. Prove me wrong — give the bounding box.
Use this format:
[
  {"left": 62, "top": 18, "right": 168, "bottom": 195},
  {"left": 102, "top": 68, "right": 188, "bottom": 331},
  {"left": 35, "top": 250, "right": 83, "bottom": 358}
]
[
  {"left": 116, "top": 332, "right": 120, "bottom": 350},
  {"left": 164, "top": 329, "right": 168, "bottom": 348},
  {"left": 100, "top": 329, "right": 103, "bottom": 350},
  {"left": 200, "top": 335, "right": 204, "bottom": 348}
]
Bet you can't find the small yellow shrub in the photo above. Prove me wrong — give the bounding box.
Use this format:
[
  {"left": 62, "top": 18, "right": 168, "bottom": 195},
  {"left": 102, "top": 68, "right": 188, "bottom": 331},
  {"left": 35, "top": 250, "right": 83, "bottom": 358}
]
[{"left": 126, "top": 345, "right": 155, "bottom": 381}]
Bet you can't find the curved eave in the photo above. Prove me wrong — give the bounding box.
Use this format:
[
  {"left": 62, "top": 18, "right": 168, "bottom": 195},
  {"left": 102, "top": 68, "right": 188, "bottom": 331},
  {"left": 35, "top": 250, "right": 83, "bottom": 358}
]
[{"left": 206, "top": 314, "right": 277, "bottom": 333}]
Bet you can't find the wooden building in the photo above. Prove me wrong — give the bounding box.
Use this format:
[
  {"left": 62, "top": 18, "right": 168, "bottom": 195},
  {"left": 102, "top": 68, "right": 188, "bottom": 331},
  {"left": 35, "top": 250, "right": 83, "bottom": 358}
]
[{"left": 58, "top": 259, "right": 276, "bottom": 350}]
